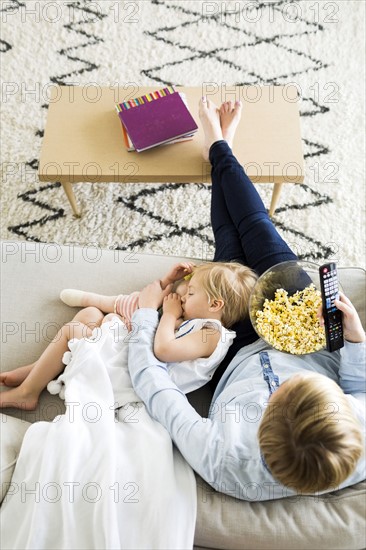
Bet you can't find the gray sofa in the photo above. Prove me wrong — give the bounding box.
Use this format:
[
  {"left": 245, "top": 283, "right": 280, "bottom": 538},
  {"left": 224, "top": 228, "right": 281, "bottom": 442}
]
[{"left": 1, "top": 241, "right": 365, "bottom": 550}]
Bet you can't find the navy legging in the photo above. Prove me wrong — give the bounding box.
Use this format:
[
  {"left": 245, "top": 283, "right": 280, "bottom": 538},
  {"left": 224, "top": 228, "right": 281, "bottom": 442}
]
[{"left": 209, "top": 140, "right": 298, "bottom": 389}]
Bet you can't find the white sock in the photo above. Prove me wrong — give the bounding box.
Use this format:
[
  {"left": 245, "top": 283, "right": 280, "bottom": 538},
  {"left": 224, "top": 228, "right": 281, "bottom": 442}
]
[{"left": 60, "top": 289, "right": 87, "bottom": 307}]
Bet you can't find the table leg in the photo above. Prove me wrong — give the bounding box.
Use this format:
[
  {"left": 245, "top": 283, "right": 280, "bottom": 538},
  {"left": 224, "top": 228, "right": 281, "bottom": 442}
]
[
  {"left": 61, "top": 182, "right": 81, "bottom": 217},
  {"left": 269, "top": 182, "right": 283, "bottom": 217}
]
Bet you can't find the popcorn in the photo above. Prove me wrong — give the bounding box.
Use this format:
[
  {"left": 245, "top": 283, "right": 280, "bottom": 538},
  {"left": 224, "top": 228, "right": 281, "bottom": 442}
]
[{"left": 255, "top": 284, "right": 326, "bottom": 354}]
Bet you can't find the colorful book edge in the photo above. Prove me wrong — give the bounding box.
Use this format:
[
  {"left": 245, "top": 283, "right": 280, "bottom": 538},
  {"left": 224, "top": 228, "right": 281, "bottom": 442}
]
[{"left": 115, "top": 87, "right": 197, "bottom": 152}]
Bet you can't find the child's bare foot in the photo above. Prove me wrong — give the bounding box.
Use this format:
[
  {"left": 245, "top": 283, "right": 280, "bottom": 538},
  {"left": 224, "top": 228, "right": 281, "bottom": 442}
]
[
  {"left": 0, "top": 386, "right": 38, "bottom": 410},
  {"left": 199, "top": 97, "right": 224, "bottom": 161},
  {"left": 0, "top": 365, "right": 33, "bottom": 387},
  {"left": 219, "top": 100, "right": 242, "bottom": 149}
]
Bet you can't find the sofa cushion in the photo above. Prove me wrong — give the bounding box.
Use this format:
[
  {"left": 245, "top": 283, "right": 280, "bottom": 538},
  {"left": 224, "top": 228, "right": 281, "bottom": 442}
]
[
  {"left": 195, "top": 476, "right": 366, "bottom": 550},
  {"left": 0, "top": 414, "right": 31, "bottom": 503},
  {"left": 1, "top": 242, "right": 365, "bottom": 550},
  {"left": 338, "top": 267, "right": 366, "bottom": 327}
]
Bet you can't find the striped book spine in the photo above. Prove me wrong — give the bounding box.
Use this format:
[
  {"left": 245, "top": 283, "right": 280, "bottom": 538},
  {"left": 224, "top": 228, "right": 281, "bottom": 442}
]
[{"left": 115, "top": 86, "right": 176, "bottom": 113}]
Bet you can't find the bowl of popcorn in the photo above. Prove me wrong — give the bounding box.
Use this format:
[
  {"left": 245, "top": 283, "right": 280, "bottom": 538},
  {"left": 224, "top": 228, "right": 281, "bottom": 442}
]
[{"left": 249, "top": 261, "right": 328, "bottom": 355}]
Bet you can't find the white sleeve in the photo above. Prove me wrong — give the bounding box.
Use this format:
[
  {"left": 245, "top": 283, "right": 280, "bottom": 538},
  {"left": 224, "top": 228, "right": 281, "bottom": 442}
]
[
  {"left": 128, "top": 309, "right": 224, "bottom": 483},
  {"left": 338, "top": 340, "right": 366, "bottom": 394}
]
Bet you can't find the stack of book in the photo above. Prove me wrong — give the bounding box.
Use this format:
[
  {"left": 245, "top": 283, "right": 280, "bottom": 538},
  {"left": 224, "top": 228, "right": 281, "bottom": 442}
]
[{"left": 115, "top": 86, "right": 198, "bottom": 152}]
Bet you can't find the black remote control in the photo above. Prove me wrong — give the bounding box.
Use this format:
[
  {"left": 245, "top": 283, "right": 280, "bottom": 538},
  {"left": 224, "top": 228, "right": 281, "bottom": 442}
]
[{"left": 319, "top": 263, "right": 344, "bottom": 352}]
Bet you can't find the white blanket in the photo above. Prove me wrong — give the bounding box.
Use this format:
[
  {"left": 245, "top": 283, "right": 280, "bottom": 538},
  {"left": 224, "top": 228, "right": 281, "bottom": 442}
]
[{"left": 0, "top": 319, "right": 197, "bottom": 549}]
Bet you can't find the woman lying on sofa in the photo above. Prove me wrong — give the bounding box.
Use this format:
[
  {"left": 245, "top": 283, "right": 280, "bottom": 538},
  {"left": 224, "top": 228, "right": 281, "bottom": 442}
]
[{"left": 128, "top": 97, "right": 366, "bottom": 501}]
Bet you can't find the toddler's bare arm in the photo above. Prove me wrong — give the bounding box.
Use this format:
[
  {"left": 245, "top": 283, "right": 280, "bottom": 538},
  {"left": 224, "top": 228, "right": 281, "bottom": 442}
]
[
  {"left": 154, "top": 293, "right": 219, "bottom": 363},
  {"left": 160, "top": 262, "right": 195, "bottom": 289}
]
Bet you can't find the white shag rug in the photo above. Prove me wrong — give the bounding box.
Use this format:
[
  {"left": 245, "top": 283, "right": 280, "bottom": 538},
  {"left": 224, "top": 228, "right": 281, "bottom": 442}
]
[{"left": 1, "top": 0, "right": 365, "bottom": 267}]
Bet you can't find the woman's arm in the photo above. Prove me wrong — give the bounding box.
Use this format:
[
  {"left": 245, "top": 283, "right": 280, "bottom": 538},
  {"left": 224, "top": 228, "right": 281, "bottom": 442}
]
[
  {"left": 334, "top": 293, "right": 365, "bottom": 344},
  {"left": 128, "top": 308, "right": 223, "bottom": 482},
  {"left": 153, "top": 293, "right": 220, "bottom": 362},
  {"left": 334, "top": 294, "right": 365, "bottom": 395}
]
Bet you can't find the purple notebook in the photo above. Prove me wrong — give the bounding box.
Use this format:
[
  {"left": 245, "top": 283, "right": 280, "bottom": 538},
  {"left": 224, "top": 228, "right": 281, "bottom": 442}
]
[{"left": 117, "top": 92, "right": 198, "bottom": 152}]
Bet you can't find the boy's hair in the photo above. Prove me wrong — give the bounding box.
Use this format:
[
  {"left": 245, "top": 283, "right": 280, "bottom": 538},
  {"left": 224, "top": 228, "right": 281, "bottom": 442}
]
[
  {"left": 192, "top": 261, "right": 258, "bottom": 328},
  {"left": 258, "top": 373, "right": 364, "bottom": 494}
]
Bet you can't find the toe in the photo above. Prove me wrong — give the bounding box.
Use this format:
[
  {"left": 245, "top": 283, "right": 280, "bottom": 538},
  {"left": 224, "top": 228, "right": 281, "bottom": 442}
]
[{"left": 198, "top": 97, "right": 207, "bottom": 114}]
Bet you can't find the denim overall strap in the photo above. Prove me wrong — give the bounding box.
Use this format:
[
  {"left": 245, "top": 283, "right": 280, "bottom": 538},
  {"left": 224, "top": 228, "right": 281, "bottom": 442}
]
[
  {"left": 175, "top": 320, "right": 195, "bottom": 339},
  {"left": 259, "top": 351, "right": 280, "bottom": 474},
  {"left": 260, "top": 351, "right": 280, "bottom": 395}
]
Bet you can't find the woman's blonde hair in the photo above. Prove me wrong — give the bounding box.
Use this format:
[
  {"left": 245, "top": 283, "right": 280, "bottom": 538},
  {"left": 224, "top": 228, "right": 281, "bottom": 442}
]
[
  {"left": 191, "top": 261, "right": 258, "bottom": 328},
  {"left": 258, "top": 373, "right": 364, "bottom": 494}
]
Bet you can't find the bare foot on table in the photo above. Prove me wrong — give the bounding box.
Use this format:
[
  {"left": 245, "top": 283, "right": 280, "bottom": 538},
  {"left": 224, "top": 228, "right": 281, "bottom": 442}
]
[
  {"left": 0, "top": 365, "right": 33, "bottom": 387},
  {"left": 0, "top": 385, "right": 38, "bottom": 410},
  {"left": 219, "top": 100, "right": 242, "bottom": 149},
  {"left": 198, "top": 97, "right": 223, "bottom": 161}
]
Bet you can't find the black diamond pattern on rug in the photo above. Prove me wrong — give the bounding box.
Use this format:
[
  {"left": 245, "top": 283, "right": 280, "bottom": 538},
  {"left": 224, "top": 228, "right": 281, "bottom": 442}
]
[{"left": 4, "top": 0, "right": 337, "bottom": 263}]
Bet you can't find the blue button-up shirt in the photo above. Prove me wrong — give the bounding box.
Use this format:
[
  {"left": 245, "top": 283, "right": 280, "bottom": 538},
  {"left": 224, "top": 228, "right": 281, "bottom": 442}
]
[{"left": 128, "top": 309, "right": 366, "bottom": 501}]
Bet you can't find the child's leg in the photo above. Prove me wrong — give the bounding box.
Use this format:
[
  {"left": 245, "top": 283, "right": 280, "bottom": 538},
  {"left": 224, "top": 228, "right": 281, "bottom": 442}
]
[
  {"left": 199, "top": 98, "right": 298, "bottom": 389},
  {"left": 210, "top": 140, "right": 298, "bottom": 373},
  {"left": 60, "top": 290, "right": 140, "bottom": 329},
  {"left": 209, "top": 143, "right": 299, "bottom": 387},
  {"left": 0, "top": 363, "right": 35, "bottom": 387},
  {"left": 211, "top": 163, "right": 246, "bottom": 264},
  {"left": 199, "top": 97, "right": 245, "bottom": 263},
  {"left": 209, "top": 140, "right": 298, "bottom": 274},
  {"left": 0, "top": 307, "right": 104, "bottom": 410},
  {"left": 101, "top": 312, "right": 124, "bottom": 324},
  {"left": 60, "top": 289, "right": 116, "bottom": 313},
  {"left": 114, "top": 292, "right": 140, "bottom": 331},
  {"left": 199, "top": 96, "right": 297, "bottom": 273}
]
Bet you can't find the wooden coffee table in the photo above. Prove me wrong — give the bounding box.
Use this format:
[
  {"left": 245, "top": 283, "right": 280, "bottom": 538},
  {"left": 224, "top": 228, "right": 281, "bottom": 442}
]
[{"left": 39, "top": 85, "right": 304, "bottom": 217}]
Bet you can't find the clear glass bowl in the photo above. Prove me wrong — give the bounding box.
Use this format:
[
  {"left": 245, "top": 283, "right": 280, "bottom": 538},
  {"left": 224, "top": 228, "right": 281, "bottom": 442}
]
[{"left": 249, "top": 260, "right": 329, "bottom": 355}]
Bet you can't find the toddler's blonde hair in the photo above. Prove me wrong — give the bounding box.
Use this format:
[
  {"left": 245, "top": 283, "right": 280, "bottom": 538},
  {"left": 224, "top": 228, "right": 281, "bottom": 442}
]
[
  {"left": 192, "top": 261, "right": 258, "bottom": 328},
  {"left": 258, "top": 373, "right": 364, "bottom": 494}
]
